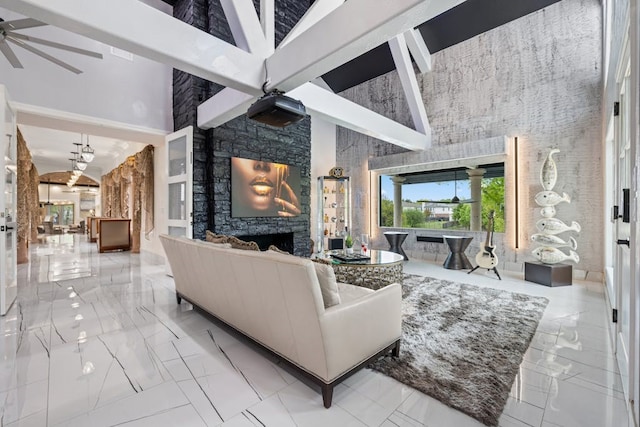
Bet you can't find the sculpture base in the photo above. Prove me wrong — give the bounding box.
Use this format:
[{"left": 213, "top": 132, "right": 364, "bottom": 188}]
[{"left": 524, "top": 262, "right": 572, "bottom": 287}]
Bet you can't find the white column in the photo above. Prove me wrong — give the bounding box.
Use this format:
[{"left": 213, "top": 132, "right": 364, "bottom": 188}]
[
  {"left": 391, "top": 176, "right": 406, "bottom": 227},
  {"left": 467, "top": 169, "right": 486, "bottom": 231}
]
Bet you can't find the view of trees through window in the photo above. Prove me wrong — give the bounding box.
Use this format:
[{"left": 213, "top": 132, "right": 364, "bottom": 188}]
[{"left": 379, "top": 165, "right": 505, "bottom": 232}]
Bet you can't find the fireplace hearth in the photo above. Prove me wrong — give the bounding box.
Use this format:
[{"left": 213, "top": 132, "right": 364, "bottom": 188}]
[{"left": 235, "top": 232, "right": 294, "bottom": 254}]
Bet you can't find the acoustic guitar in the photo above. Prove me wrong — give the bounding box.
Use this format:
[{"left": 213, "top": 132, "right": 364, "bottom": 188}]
[{"left": 475, "top": 210, "right": 498, "bottom": 268}]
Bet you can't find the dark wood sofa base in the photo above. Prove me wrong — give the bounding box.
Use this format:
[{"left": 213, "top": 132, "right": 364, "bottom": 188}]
[{"left": 175, "top": 292, "right": 401, "bottom": 408}]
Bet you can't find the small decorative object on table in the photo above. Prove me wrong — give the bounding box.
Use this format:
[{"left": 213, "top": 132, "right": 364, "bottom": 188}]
[
  {"left": 360, "top": 233, "right": 369, "bottom": 255},
  {"left": 344, "top": 234, "right": 354, "bottom": 254}
]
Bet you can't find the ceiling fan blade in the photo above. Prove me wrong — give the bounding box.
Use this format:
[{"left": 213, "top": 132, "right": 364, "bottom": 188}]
[
  {"left": 9, "top": 33, "right": 103, "bottom": 59},
  {"left": 0, "top": 39, "right": 23, "bottom": 68},
  {"left": 7, "top": 37, "right": 82, "bottom": 74},
  {"left": 0, "top": 18, "right": 46, "bottom": 31}
]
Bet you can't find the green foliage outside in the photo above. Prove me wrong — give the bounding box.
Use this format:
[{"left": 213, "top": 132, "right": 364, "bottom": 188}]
[
  {"left": 402, "top": 210, "right": 424, "bottom": 228},
  {"left": 379, "top": 177, "right": 505, "bottom": 231},
  {"left": 381, "top": 197, "right": 394, "bottom": 226},
  {"left": 450, "top": 177, "right": 505, "bottom": 232}
]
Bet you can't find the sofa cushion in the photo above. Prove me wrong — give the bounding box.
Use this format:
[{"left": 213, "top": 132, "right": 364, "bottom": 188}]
[
  {"left": 313, "top": 262, "right": 341, "bottom": 308},
  {"left": 336, "top": 282, "right": 373, "bottom": 304},
  {"left": 268, "top": 244, "right": 290, "bottom": 255},
  {"left": 206, "top": 230, "right": 260, "bottom": 251},
  {"left": 206, "top": 230, "right": 228, "bottom": 244},
  {"left": 197, "top": 239, "right": 232, "bottom": 249},
  {"left": 227, "top": 236, "right": 260, "bottom": 251}
]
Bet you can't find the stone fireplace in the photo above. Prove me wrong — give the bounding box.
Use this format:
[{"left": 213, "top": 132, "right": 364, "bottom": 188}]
[{"left": 172, "top": 0, "right": 313, "bottom": 257}]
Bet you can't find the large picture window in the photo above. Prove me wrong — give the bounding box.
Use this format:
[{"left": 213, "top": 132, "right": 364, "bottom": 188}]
[{"left": 379, "top": 163, "right": 505, "bottom": 232}]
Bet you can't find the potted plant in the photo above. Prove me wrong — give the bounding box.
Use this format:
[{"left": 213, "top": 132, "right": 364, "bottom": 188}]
[{"left": 344, "top": 235, "right": 354, "bottom": 254}]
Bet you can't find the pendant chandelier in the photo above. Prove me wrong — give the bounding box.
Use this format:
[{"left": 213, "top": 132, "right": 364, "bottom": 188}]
[
  {"left": 67, "top": 134, "right": 95, "bottom": 187},
  {"left": 73, "top": 143, "right": 87, "bottom": 171},
  {"left": 81, "top": 135, "right": 95, "bottom": 163}
]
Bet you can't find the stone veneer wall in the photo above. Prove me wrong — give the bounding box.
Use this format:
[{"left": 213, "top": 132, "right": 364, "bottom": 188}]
[
  {"left": 338, "top": 0, "right": 604, "bottom": 278},
  {"left": 173, "top": 0, "right": 312, "bottom": 256}
]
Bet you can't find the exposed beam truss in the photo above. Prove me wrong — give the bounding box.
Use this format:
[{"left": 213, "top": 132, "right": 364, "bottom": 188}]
[
  {"left": 1, "top": 0, "right": 467, "bottom": 150},
  {"left": 221, "top": 0, "right": 271, "bottom": 57},
  {"left": 404, "top": 28, "right": 432, "bottom": 73},
  {"left": 260, "top": 0, "right": 275, "bottom": 51},
  {"left": 289, "top": 84, "right": 430, "bottom": 151},
  {"left": 0, "top": 0, "right": 266, "bottom": 94},
  {"left": 279, "top": 0, "right": 344, "bottom": 48},
  {"left": 388, "top": 33, "right": 430, "bottom": 136},
  {"left": 266, "top": 0, "right": 448, "bottom": 92}
]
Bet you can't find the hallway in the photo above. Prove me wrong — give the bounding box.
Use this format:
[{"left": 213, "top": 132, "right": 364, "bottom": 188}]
[{"left": 0, "top": 235, "right": 631, "bottom": 426}]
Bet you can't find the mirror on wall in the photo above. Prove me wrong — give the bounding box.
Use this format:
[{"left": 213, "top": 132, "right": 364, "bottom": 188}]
[{"left": 379, "top": 163, "right": 505, "bottom": 232}]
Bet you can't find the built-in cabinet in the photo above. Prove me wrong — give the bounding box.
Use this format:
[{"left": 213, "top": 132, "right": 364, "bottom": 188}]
[
  {"left": 316, "top": 176, "right": 350, "bottom": 253},
  {"left": 97, "top": 219, "right": 131, "bottom": 253}
]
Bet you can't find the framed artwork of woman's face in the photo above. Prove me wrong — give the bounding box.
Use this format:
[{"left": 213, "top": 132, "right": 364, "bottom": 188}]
[{"left": 231, "top": 157, "right": 302, "bottom": 218}]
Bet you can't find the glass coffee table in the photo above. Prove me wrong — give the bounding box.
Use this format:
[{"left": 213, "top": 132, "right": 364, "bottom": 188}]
[{"left": 327, "top": 249, "right": 404, "bottom": 290}]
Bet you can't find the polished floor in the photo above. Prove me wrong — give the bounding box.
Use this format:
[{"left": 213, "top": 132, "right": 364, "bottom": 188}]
[{"left": 0, "top": 235, "right": 632, "bottom": 427}]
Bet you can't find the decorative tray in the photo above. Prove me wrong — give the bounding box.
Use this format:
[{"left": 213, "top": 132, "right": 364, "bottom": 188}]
[{"left": 331, "top": 253, "right": 371, "bottom": 262}]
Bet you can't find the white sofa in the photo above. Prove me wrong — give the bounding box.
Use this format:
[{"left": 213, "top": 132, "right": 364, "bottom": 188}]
[{"left": 160, "top": 234, "right": 402, "bottom": 407}]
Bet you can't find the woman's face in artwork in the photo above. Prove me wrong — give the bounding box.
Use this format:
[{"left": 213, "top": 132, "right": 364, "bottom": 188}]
[{"left": 232, "top": 158, "right": 279, "bottom": 212}]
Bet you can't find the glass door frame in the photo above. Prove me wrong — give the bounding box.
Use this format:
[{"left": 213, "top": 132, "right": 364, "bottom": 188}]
[
  {"left": 1, "top": 85, "right": 17, "bottom": 316},
  {"left": 166, "top": 126, "right": 193, "bottom": 239}
]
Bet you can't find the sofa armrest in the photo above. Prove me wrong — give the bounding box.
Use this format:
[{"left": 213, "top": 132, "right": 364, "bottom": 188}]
[{"left": 319, "top": 283, "right": 402, "bottom": 380}]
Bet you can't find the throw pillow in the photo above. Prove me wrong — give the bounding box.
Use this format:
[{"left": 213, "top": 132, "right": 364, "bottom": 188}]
[
  {"left": 227, "top": 236, "right": 260, "bottom": 251},
  {"left": 268, "top": 245, "right": 290, "bottom": 255},
  {"left": 206, "top": 230, "right": 229, "bottom": 244},
  {"left": 313, "top": 262, "right": 341, "bottom": 308}
]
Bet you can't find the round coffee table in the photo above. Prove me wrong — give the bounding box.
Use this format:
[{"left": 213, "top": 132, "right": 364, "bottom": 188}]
[{"left": 329, "top": 249, "right": 404, "bottom": 290}]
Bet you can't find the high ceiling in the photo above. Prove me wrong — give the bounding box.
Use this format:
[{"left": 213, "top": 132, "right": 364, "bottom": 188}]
[
  {"left": 322, "top": 0, "right": 562, "bottom": 92},
  {"left": 160, "top": 0, "right": 561, "bottom": 93}
]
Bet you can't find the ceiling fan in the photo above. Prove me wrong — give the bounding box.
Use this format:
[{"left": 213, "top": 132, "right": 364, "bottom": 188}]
[{"left": 0, "top": 17, "right": 103, "bottom": 74}]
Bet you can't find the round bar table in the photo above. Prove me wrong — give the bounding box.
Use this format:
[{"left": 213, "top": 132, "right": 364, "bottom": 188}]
[
  {"left": 443, "top": 235, "right": 473, "bottom": 270},
  {"left": 383, "top": 231, "right": 409, "bottom": 260}
]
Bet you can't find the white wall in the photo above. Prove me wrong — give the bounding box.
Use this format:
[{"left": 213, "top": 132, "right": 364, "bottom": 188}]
[
  {"left": 0, "top": 1, "right": 173, "bottom": 133},
  {"left": 310, "top": 115, "right": 337, "bottom": 250}
]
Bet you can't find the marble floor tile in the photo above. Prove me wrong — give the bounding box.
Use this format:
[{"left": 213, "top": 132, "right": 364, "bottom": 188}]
[
  {"left": 543, "top": 378, "right": 629, "bottom": 427},
  {"left": 241, "top": 394, "right": 297, "bottom": 426},
  {"left": 177, "top": 379, "right": 223, "bottom": 426},
  {"left": 276, "top": 381, "right": 367, "bottom": 427},
  {"left": 395, "top": 390, "right": 484, "bottom": 427},
  {"left": 0, "top": 379, "right": 49, "bottom": 425},
  {"left": 54, "top": 381, "right": 190, "bottom": 427},
  {"left": 195, "top": 370, "right": 262, "bottom": 421},
  {"left": 333, "top": 384, "right": 396, "bottom": 426},
  {"left": 0, "top": 236, "right": 631, "bottom": 427}
]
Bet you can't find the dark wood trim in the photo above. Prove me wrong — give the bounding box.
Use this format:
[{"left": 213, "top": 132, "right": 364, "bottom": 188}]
[{"left": 177, "top": 293, "right": 400, "bottom": 408}]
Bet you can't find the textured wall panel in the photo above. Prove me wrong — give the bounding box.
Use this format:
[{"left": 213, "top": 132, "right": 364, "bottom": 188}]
[{"left": 338, "top": 0, "right": 604, "bottom": 275}]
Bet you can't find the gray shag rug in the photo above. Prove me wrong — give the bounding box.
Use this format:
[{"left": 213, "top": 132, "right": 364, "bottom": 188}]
[{"left": 369, "top": 274, "right": 548, "bottom": 426}]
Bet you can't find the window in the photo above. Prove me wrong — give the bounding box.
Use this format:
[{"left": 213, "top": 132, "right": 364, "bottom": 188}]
[
  {"left": 44, "top": 203, "right": 75, "bottom": 226},
  {"left": 379, "top": 163, "right": 505, "bottom": 232}
]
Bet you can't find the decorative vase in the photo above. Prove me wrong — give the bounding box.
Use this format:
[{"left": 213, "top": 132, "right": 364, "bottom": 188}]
[{"left": 345, "top": 247, "right": 353, "bottom": 254}]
